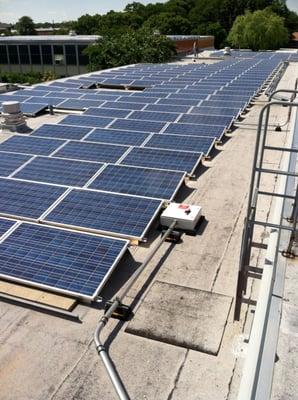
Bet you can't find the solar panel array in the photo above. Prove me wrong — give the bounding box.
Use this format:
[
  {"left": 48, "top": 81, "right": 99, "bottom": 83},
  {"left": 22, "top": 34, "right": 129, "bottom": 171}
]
[{"left": 0, "top": 50, "right": 294, "bottom": 299}]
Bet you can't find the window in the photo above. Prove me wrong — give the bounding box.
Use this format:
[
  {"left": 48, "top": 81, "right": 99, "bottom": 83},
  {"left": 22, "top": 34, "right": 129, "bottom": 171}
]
[
  {"left": 19, "top": 45, "right": 30, "bottom": 64},
  {"left": 41, "top": 45, "right": 53, "bottom": 64},
  {"left": 65, "top": 45, "right": 77, "bottom": 65},
  {"left": 78, "top": 45, "right": 89, "bottom": 65},
  {"left": 0, "top": 45, "right": 8, "bottom": 64},
  {"left": 8, "top": 45, "right": 19, "bottom": 64},
  {"left": 53, "top": 45, "right": 64, "bottom": 64},
  {"left": 30, "top": 45, "right": 41, "bottom": 64}
]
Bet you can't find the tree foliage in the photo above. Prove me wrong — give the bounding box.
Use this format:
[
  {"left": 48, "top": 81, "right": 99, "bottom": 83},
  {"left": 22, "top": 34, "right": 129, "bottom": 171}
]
[
  {"left": 228, "top": 9, "right": 289, "bottom": 50},
  {"left": 84, "top": 30, "right": 176, "bottom": 70},
  {"left": 15, "top": 16, "right": 36, "bottom": 35},
  {"left": 69, "top": 0, "right": 298, "bottom": 51}
]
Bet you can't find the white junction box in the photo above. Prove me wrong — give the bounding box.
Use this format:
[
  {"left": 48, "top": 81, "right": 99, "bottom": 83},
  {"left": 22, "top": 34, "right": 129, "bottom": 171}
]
[{"left": 160, "top": 203, "right": 202, "bottom": 231}]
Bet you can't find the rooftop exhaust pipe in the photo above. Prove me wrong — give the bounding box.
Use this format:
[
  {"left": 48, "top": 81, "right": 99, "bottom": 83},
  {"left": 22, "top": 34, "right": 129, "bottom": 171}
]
[{"left": 1, "top": 101, "right": 32, "bottom": 133}]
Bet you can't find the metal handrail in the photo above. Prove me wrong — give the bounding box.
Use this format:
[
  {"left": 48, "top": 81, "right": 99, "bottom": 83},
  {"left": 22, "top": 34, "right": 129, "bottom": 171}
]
[
  {"left": 234, "top": 94, "right": 298, "bottom": 320},
  {"left": 237, "top": 103, "right": 298, "bottom": 400}
]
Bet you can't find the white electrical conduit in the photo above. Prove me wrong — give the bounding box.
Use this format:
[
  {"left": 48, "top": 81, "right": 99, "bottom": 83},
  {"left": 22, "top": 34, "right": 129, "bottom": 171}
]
[{"left": 94, "top": 220, "right": 177, "bottom": 400}]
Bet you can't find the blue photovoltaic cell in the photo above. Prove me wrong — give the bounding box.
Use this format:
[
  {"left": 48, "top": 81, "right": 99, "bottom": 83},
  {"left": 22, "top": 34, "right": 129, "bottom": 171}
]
[
  {"left": 31, "top": 124, "right": 92, "bottom": 140},
  {"left": 33, "top": 85, "right": 65, "bottom": 92},
  {"left": 179, "top": 114, "right": 233, "bottom": 127},
  {"left": 44, "top": 92, "right": 79, "bottom": 99},
  {"left": 0, "top": 178, "right": 66, "bottom": 219},
  {"left": 45, "top": 190, "right": 162, "bottom": 239},
  {"left": 0, "top": 94, "right": 30, "bottom": 102},
  {"left": 0, "top": 136, "right": 64, "bottom": 156},
  {"left": 0, "top": 223, "right": 128, "bottom": 298},
  {"left": 88, "top": 164, "right": 185, "bottom": 200},
  {"left": 81, "top": 94, "right": 121, "bottom": 101},
  {"left": 57, "top": 99, "right": 105, "bottom": 110},
  {"left": 15, "top": 156, "right": 103, "bottom": 187},
  {"left": 109, "top": 119, "right": 165, "bottom": 133},
  {"left": 0, "top": 152, "right": 31, "bottom": 177},
  {"left": 103, "top": 101, "right": 145, "bottom": 111},
  {"left": 120, "top": 147, "right": 202, "bottom": 174},
  {"left": 201, "top": 99, "right": 247, "bottom": 109},
  {"left": 129, "top": 110, "right": 180, "bottom": 122},
  {"left": 48, "top": 82, "right": 81, "bottom": 88},
  {"left": 191, "top": 106, "right": 240, "bottom": 118},
  {"left": 164, "top": 123, "right": 225, "bottom": 139},
  {"left": 86, "top": 128, "right": 149, "bottom": 146},
  {"left": 59, "top": 115, "right": 114, "bottom": 129},
  {"left": 20, "top": 102, "right": 48, "bottom": 116},
  {"left": 117, "top": 96, "right": 156, "bottom": 104},
  {"left": 145, "top": 134, "right": 215, "bottom": 155},
  {"left": 144, "top": 104, "right": 191, "bottom": 114},
  {"left": 0, "top": 218, "right": 16, "bottom": 238},
  {"left": 83, "top": 107, "right": 131, "bottom": 118},
  {"left": 55, "top": 141, "right": 129, "bottom": 163},
  {"left": 157, "top": 98, "right": 200, "bottom": 106},
  {"left": 25, "top": 96, "right": 64, "bottom": 106}
]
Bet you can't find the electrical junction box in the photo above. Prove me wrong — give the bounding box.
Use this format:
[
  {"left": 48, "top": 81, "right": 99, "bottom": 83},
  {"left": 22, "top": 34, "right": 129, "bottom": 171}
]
[{"left": 160, "top": 203, "right": 202, "bottom": 231}]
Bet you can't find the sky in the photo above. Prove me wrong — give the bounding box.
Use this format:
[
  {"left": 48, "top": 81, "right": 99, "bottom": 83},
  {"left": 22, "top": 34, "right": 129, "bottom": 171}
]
[{"left": 0, "top": 0, "right": 297, "bottom": 24}]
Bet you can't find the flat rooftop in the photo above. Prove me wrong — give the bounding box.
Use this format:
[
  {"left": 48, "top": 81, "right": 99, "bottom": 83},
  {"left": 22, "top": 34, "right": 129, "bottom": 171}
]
[{"left": 0, "top": 52, "right": 297, "bottom": 400}]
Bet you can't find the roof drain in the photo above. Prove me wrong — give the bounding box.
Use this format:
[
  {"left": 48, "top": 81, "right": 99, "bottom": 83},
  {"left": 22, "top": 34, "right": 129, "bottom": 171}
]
[{"left": 94, "top": 220, "right": 177, "bottom": 400}]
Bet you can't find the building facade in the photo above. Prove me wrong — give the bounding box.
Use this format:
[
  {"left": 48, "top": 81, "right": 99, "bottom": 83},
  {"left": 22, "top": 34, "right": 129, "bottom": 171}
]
[{"left": 0, "top": 35, "right": 101, "bottom": 77}]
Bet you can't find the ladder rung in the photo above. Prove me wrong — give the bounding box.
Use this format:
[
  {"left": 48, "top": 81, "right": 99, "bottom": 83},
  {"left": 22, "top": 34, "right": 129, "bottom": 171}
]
[
  {"left": 255, "top": 167, "right": 298, "bottom": 177},
  {"left": 251, "top": 241, "right": 268, "bottom": 249},
  {"left": 258, "top": 191, "right": 295, "bottom": 200}
]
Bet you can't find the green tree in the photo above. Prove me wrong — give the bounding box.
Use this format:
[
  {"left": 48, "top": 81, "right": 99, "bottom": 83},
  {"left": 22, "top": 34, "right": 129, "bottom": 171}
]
[
  {"left": 228, "top": 9, "right": 289, "bottom": 50},
  {"left": 84, "top": 30, "right": 176, "bottom": 70},
  {"left": 143, "top": 12, "right": 191, "bottom": 35},
  {"left": 194, "top": 22, "right": 227, "bottom": 49},
  {"left": 15, "top": 16, "right": 36, "bottom": 35}
]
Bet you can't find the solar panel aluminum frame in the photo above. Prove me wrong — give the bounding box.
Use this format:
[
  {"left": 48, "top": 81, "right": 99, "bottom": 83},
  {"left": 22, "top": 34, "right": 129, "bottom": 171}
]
[
  {"left": 41, "top": 189, "right": 164, "bottom": 241},
  {"left": 0, "top": 222, "right": 129, "bottom": 301}
]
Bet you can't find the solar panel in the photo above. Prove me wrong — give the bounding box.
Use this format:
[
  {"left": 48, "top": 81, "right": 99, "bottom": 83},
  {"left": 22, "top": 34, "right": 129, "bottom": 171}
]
[
  {"left": 20, "top": 103, "right": 48, "bottom": 116},
  {"left": 57, "top": 99, "right": 105, "bottom": 110},
  {"left": 25, "top": 96, "right": 64, "bottom": 106},
  {"left": 0, "top": 152, "right": 32, "bottom": 177},
  {"left": 31, "top": 124, "right": 92, "bottom": 140},
  {"left": 85, "top": 128, "right": 149, "bottom": 146},
  {"left": 129, "top": 110, "right": 180, "bottom": 123},
  {"left": 109, "top": 119, "right": 165, "bottom": 133},
  {"left": 0, "top": 94, "right": 30, "bottom": 102},
  {"left": 179, "top": 114, "right": 233, "bottom": 127},
  {"left": 44, "top": 189, "right": 162, "bottom": 240},
  {"left": 157, "top": 98, "right": 200, "bottom": 106},
  {"left": 88, "top": 164, "right": 185, "bottom": 200},
  {"left": 117, "top": 96, "right": 156, "bottom": 104},
  {"left": 55, "top": 141, "right": 129, "bottom": 163},
  {"left": 81, "top": 93, "right": 121, "bottom": 101},
  {"left": 14, "top": 156, "right": 103, "bottom": 187},
  {"left": 103, "top": 101, "right": 145, "bottom": 111},
  {"left": 145, "top": 134, "right": 215, "bottom": 155},
  {"left": 0, "top": 217, "right": 16, "bottom": 238},
  {"left": 120, "top": 147, "right": 202, "bottom": 174},
  {"left": 191, "top": 106, "right": 240, "bottom": 118},
  {"left": 164, "top": 123, "right": 225, "bottom": 139},
  {"left": 83, "top": 107, "right": 131, "bottom": 119},
  {"left": 58, "top": 115, "right": 114, "bottom": 129},
  {"left": 0, "top": 223, "right": 129, "bottom": 299},
  {"left": 200, "top": 99, "right": 247, "bottom": 109},
  {"left": 144, "top": 104, "right": 191, "bottom": 114},
  {"left": 0, "top": 136, "right": 65, "bottom": 156},
  {"left": 0, "top": 178, "right": 66, "bottom": 220}
]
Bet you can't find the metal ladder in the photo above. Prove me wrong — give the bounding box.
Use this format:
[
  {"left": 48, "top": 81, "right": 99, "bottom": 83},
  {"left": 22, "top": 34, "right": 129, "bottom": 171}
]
[{"left": 234, "top": 88, "right": 298, "bottom": 321}]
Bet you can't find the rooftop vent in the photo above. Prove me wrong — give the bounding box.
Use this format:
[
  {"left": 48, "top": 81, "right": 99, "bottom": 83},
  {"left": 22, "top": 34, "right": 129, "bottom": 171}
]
[{"left": 1, "top": 101, "right": 31, "bottom": 133}]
